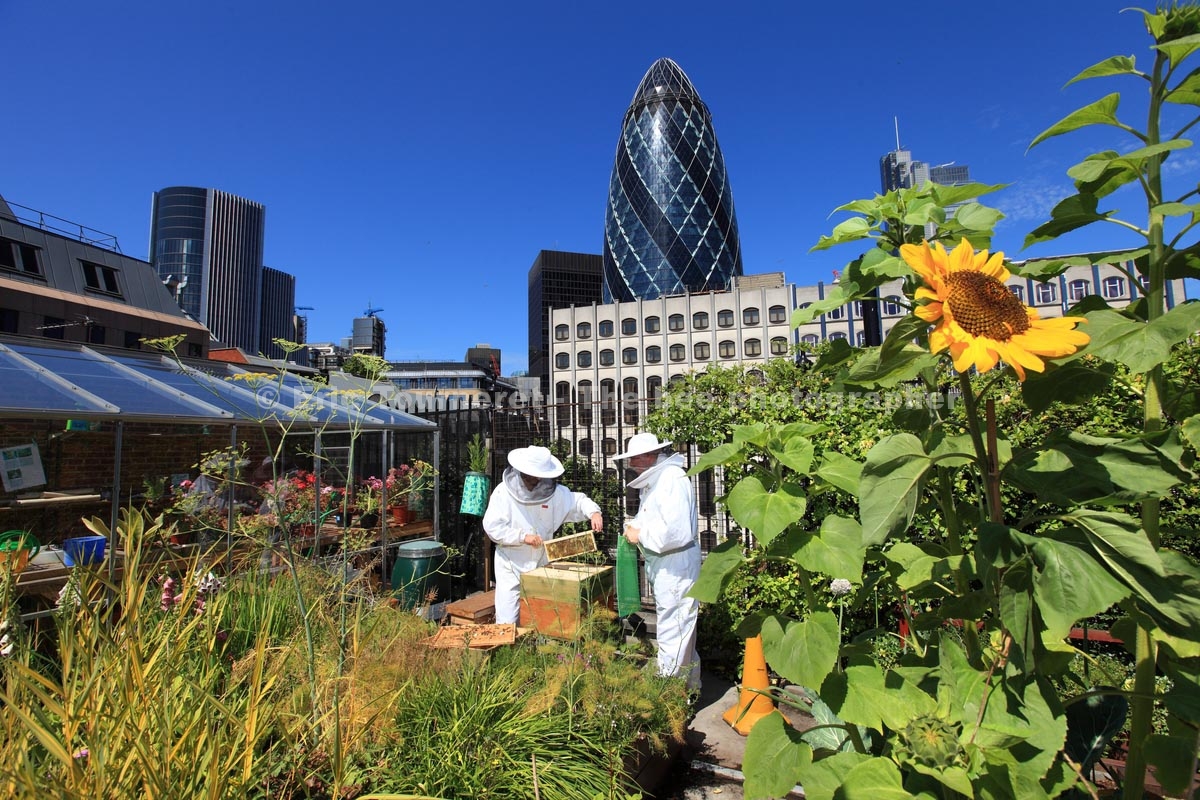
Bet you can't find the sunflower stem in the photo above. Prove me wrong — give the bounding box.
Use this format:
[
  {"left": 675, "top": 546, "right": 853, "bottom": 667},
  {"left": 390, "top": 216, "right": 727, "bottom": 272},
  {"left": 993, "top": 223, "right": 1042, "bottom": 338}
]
[{"left": 957, "top": 372, "right": 999, "bottom": 525}]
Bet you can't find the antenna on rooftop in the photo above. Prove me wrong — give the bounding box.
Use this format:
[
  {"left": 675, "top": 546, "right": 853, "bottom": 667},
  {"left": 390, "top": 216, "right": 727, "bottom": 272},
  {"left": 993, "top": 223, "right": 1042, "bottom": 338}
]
[
  {"left": 894, "top": 116, "right": 901, "bottom": 151},
  {"left": 364, "top": 305, "right": 384, "bottom": 317}
]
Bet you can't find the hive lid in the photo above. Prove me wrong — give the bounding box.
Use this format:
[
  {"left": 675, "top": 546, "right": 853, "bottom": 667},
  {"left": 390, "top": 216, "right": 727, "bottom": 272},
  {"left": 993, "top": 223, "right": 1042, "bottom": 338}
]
[{"left": 543, "top": 531, "right": 597, "bottom": 563}]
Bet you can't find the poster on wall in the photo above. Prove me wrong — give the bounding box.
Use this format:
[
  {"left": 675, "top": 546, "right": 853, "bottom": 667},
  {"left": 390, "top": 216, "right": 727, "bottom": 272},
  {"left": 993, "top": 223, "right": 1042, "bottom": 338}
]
[{"left": 0, "top": 442, "right": 47, "bottom": 493}]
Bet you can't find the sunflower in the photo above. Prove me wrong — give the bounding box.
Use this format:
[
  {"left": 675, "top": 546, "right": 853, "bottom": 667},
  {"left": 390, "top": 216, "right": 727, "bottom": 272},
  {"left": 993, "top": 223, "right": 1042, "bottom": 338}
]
[{"left": 899, "top": 238, "right": 1089, "bottom": 381}]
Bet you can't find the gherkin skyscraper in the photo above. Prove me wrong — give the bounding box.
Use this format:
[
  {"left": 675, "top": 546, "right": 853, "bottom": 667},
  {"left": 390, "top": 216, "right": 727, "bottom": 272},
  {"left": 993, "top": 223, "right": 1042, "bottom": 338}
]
[{"left": 603, "top": 58, "right": 743, "bottom": 302}]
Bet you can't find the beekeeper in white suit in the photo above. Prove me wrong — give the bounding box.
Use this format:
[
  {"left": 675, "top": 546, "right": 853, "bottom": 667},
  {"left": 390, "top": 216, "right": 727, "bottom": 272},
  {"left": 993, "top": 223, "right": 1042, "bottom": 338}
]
[
  {"left": 483, "top": 446, "right": 604, "bottom": 625},
  {"left": 615, "top": 432, "right": 701, "bottom": 690}
]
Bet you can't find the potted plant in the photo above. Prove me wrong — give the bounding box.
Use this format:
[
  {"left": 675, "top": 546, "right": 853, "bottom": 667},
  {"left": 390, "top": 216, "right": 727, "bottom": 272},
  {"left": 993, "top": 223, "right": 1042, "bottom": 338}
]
[
  {"left": 355, "top": 477, "right": 383, "bottom": 529},
  {"left": 385, "top": 465, "right": 414, "bottom": 524},
  {"left": 406, "top": 459, "right": 435, "bottom": 519},
  {"left": 460, "top": 434, "right": 490, "bottom": 517}
]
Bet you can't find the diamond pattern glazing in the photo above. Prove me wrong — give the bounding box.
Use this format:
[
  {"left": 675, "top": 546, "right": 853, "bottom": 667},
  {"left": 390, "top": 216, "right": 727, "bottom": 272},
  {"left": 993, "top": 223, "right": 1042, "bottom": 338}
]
[{"left": 603, "top": 58, "right": 743, "bottom": 302}]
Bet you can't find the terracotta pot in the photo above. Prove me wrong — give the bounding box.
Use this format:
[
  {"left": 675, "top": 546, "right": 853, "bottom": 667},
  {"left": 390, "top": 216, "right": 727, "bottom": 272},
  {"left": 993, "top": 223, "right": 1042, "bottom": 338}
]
[{"left": 390, "top": 506, "right": 413, "bottom": 525}]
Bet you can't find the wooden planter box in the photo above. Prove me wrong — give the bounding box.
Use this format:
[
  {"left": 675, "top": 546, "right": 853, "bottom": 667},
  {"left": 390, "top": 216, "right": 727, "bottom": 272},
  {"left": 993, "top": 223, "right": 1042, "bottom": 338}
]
[{"left": 519, "top": 563, "right": 614, "bottom": 639}]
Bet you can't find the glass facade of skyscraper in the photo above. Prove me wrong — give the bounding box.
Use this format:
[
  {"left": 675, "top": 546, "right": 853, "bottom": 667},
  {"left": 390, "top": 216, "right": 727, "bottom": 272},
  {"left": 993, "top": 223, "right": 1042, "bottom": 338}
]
[{"left": 603, "top": 58, "right": 743, "bottom": 302}]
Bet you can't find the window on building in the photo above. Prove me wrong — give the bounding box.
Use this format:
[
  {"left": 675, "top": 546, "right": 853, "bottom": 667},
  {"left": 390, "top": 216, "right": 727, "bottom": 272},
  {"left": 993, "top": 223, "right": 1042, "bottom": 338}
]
[
  {"left": 693, "top": 311, "right": 709, "bottom": 330},
  {"left": 87, "top": 325, "right": 106, "bottom": 345},
  {"left": 770, "top": 336, "right": 788, "bottom": 355},
  {"left": 0, "top": 238, "right": 42, "bottom": 275},
  {"left": 1103, "top": 276, "right": 1125, "bottom": 299},
  {"left": 744, "top": 338, "right": 762, "bottom": 357},
  {"left": 602, "top": 438, "right": 617, "bottom": 456},
  {"left": 769, "top": 305, "right": 787, "bottom": 324},
  {"left": 668, "top": 374, "right": 685, "bottom": 390},
  {"left": 599, "top": 348, "right": 614, "bottom": 366},
  {"left": 829, "top": 331, "right": 847, "bottom": 341},
  {"left": 719, "top": 340, "right": 736, "bottom": 358},
  {"left": 0, "top": 309, "right": 17, "bottom": 334},
  {"left": 827, "top": 305, "right": 845, "bottom": 320},
  {"left": 555, "top": 352, "right": 569, "bottom": 369},
  {"left": 576, "top": 321, "right": 591, "bottom": 339},
  {"left": 743, "top": 307, "right": 760, "bottom": 325},
  {"left": 856, "top": 331, "right": 866, "bottom": 346},
  {"left": 645, "top": 315, "right": 661, "bottom": 333},
  {"left": 852, "top": 301, "right": 863, "bottom": 318},
  {"left": 623, "top": 377, "right": 639, "bottom": 425},
  {"left": 646, "top": 375, "right": 663, "bottom": 411},
  {"left": 187, "top": 342, "right": 203, "bottom": 358},
  {"left": 554, "top": 324, "right": 569, "bottom": 341},
  {"left": 556, "top": 382, "right": 571, "bottom": 426},
  {"left": 747, "top": 369, "right": 764, "bottom": 384},
  {"left": 598, "top": 320, "right": 614, "bottom": 337},
  {"left": 694, "top": 341, "right": 710, "bottom": 360},
  {"left": 801, "top": 333, "right": 819, "bottom": 345},
  {"left": 81, "top": 260, "right": 121, "bottom": 295},
  {"left": 645, "top": 345, "right": 661, "bottom": 363},
  {"left": 578, "top": 380, "right": 594, "bottom": 426},
  {"left": 668, "top": 314, "right": 685, "bottom": 331},
  {"left": 42, "top": 316, "right": 65, "bottom": 340},
  {"left": 669, "top": 343, "right": 686, "bottom": 362},
  {"left": 622, "top": 347, "right": 637, "bottom": 365},
  {"left": 1009, "top": 285, "right": 1024, "bottom": 301},
  {"left": 883, "top": 296, "right": 901, "bottom": 315},
  {"left": 577, "top": 350, "right": 592, "bottom": 368},
  {"left": 579, "top": 438, "right": 594, "bottom": 456},
  {"left": 1068, "top": 279, "right": 1090, "bottom": 302},
  {"left": 621, "top": 317, "right": 637, "bottom": 335},
  {"left": 600, "top": 379, "right": 616, "bottom": 425},
  {"left": 120, "top": 332, "right": 140, "bottom": 349},
  {"left": 717, "top": 308, "right": 734, "bottom": 327},
  {"left": 1036, "top": 282, "right": 1057, "bottom": 304}
]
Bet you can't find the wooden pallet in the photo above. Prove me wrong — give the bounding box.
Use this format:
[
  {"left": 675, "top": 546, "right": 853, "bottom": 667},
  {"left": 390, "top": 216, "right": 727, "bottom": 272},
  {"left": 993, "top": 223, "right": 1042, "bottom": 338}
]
[
  {"left": 423, "top": 623, "right": 517, "bottom": 649},
  {"left": 444, "top": 590, "right": 495, "bottom": 625}
]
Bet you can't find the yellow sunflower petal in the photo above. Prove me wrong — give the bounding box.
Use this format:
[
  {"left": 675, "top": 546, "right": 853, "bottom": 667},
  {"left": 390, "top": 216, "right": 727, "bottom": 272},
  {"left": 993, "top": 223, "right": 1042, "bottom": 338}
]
[
  {"left": 929, "top": 324, "right": 954, "bottom": 354},
  {"left": 915, "top": 286, "right": 940, "bottom": 302},
  {"left": 916, "top": 302, "right": 944, "bottom": 323},
  {"left": 954, "top": 336, "right": 1001, "bottom": 374},
  {"left": 979, "top": 250, "right": 1010, "bottom": 282}
]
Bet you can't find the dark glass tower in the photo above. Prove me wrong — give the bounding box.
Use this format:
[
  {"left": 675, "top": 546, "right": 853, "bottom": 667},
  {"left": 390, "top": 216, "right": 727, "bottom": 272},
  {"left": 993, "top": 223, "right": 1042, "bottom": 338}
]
[
  {"left": 528, "top": 250, "right": 603, "bottom": 400},
  {"left": 603, "top": 58, "right": 743, "bottom": 302}
]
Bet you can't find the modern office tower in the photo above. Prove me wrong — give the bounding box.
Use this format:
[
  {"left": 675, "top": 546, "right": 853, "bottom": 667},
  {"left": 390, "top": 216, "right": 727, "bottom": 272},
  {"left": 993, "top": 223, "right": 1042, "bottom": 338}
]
[
  {"left": 351, "top": 313, "right": 386, "bottom": 357},
  {"left": 880, "top": 145, "right": 972, "bottom": 242},
  {"left": 149, "top": 187, "right": 266, "bottom": 353},
  {"left": 528, "top": 250, "right": 603, "bottom": 400},
  {"left": 259, "top": 266, "right": 296, "bottom": 359},
  {"left": 603, "top": 57, "right": 743, "bottom": 303}
]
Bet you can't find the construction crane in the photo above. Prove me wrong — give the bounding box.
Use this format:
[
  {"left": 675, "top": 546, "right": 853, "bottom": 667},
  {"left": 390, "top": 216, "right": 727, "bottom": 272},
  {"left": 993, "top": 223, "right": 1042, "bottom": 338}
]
[
  {"left": 364, "top": 306, "right": 384, "bottom": 317},
  {"left": 295, "top": 305, "right": 314, "bottom": 313}
]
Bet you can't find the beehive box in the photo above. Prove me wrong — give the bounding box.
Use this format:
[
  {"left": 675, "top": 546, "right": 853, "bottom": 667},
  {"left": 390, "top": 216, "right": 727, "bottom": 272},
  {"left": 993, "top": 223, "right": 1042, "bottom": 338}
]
[
  {"left": 519, "top": 562, "right": 614, "bottom": 639},
  {"left": 444, "top": 590, "right": 496, "bottom": 626}
]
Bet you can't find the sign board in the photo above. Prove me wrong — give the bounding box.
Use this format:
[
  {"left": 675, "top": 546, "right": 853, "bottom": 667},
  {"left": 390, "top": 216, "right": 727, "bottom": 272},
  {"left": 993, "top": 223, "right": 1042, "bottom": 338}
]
[{"left": 1, "top": 442, "right": 46, "bottom": 493}]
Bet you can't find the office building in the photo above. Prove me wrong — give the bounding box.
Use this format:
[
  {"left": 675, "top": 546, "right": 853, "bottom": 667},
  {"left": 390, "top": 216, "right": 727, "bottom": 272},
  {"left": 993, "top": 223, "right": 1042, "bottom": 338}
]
[
  {"left": 149, "top": 186, "right": 272, "bottom": 353},
  {"left": 351, "top": 313, "right": 386, "bottom": 357},
  {"left": 259, "top": 266, "right": 296, "bottom": 360},
  {"left": 603, "top": 58, "right": 743, "bottom": 302},
  {"left": 1, "top": 192, "right": 209, "bottom": 354},
  {"left": 528, "top": 250, "right": 603, "bottom": 400}
]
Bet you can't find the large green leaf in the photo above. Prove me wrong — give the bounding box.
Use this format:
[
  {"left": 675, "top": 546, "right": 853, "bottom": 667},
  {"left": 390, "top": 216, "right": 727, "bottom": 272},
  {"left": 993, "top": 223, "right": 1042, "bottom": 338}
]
[
  {"left": 791, "top": 285, "right": 856, "bottom": 326},
  {"left": 742, "top": 712, "right": 810, "bottom": 800},
  {"left": 688, "top": 441, "right": 741, "bottom": 475},
  {"left": 767, "top": 515, "right": 866, "bottom": 583},
  {"left": 885, "top": 540, "right": 951, "bottom": 591},
  {"left": 1029, "top": 534, "right": 1130, "bottom": 642},
  {"left": 800, "top": 693, "right": 874, "bottom": 754},
  {"left": 1003, "top": 428, "right": 1192, "bottom": 506},
  {"left": 791, "top": 752, "right": 873, "bottom": 800},
  {"left": 836, "top": 752, "right": 915, "bottom": 799},
  {"left": 1068, "top": 140, "right": 1191, "bottom": 182},
  {"left": 1064, "top": 691, "right": 1129, "bottom": 778},
  {"left": 1144, "top": 734, "right": 1199, "bottom": 797},
  {"left": 953, "top": 202, "right": 1005, "bottom": 232},
  {"left": 929, "top": 180, "right": 1007, "bottom": 208},
  {"left": 1023, "top": 192, "right": 1113, "bottom": 246},
  {"left": 1020, "top": 360, "right": 1116, "bottom": 414},
  {"left": 1183, "top": 414, "right": 1200, "bottom": 451},
  {"left": 859, "top": 434, "right": 930, "bottom": 546},
  {"left": 768, "top": 434, "right": 816, "bottom": 476},
  {"left": 821, "top": 665, "right": 937, "bottom": 732},
  {"left": 854, "top": 247, "right": 910, "bottom": 280},
  {"left": 999, "top": 557, "right": 1036, "bottom": 666},
  {"left": 761, "top": 611, "right": 840, "bottom": 691},
  {"left": 846, "top": 346, "right": 941, "bottom": 390},
  {"left": 1154, "top": 32, "right": 1200, "bottom": 69},
  {"left": 815, "top": 451, "right": 862, "bottom": 496},
  {"left": 1064, "top": 55, "right": 1139, "bottom": 86},
  {"left": 1080, "top": 304, "right": 1200, "bottom": 373},
  {"left": 688, "top": 537, "right": 743, "bottom": 603},
  {"left": 1030, "top": 93, "right": 1122, "bottom": 147},
  {"left": 1165, "top": 65, "right": 1200, "bottom": 106},
  {"left": 726, "top": 474, "right": 807, "bottom": 546},
  {"left": 810, "top": 216, "right": 873, "bottom": 252}
]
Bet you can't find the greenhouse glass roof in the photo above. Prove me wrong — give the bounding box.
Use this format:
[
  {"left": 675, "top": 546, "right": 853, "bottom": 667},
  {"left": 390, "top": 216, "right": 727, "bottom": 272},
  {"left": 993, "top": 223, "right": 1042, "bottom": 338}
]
[{"left": 0, "top": 337, "right": 435, "bottom": 432}]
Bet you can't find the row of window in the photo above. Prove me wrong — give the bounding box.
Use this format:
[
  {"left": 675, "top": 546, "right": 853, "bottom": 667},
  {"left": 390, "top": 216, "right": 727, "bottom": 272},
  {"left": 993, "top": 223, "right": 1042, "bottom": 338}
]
[
  {"left": 554, "top": 305, "right": 789, "bottom": 341},
  {"left": 555, "top": 336, "right": 790, "bottom": 369},
  {"left": 2, "top": 238, "right": 125, "bottom": 298},
  {"left": 0, "top": 309, "right": 201, "bottom": 355}
]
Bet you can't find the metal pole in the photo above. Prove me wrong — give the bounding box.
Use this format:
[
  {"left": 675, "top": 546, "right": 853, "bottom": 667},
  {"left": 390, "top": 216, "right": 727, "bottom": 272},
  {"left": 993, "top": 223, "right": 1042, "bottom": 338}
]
[{"left": 108, "top": 420, "right": 123, "bottom": 583}]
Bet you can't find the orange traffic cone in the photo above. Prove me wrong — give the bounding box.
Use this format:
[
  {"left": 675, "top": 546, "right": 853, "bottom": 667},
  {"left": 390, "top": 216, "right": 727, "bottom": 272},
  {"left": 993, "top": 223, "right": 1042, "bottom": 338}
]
[{"left": 722, "top": 634, "right": 777, "bottom": 735}]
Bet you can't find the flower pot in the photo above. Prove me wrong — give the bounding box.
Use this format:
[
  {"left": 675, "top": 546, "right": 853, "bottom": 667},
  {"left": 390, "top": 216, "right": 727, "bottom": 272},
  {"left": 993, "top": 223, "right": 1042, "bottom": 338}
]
[
  {"left": 460, "top": 472, "right": 490, "bottom": 516},
  {"left": 358, "top": 511, "right": 380, "bottom": 529},
  {"left": 390, "top": 506, "right": 413, "bottom": 525},
  {"left": 62, "top": 535, "right": 107, "bottom": 567},
  {"left": 0, "top": 530, "right": 40, "bottom": 574},
  {"left": 169, "top": 530, "right": 196, "bottom": 546}
]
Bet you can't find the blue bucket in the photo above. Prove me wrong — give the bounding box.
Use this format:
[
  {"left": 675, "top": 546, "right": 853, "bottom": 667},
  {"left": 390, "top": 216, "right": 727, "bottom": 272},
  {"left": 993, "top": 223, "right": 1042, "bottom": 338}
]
[{"left": 62, "top": 535, "right": 107, "bottom": 567}]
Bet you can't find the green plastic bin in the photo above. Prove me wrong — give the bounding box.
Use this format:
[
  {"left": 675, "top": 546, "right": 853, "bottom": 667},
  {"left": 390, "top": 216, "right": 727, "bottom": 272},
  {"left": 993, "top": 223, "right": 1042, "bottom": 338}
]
[{"left": 391, "top": 539, "right": 448, "bottom": 609}]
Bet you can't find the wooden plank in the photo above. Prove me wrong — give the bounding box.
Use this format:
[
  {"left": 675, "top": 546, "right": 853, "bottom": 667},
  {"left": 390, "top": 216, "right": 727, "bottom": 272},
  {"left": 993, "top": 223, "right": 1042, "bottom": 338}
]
[
  {"left": 543, "top": 531, "right": 597, "bottom": 563},
  {"left": 445, "top": 590, "right": 495, "bottom": 624},
  {"left": 424, "top": 623, "right": 516, "bottom": 649}
]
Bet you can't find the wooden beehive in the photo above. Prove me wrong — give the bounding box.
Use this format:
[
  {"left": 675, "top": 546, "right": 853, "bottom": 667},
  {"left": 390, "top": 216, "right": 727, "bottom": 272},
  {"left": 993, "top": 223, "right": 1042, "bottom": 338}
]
[
  {"left": 519, "top": 532, "right": 613, "bottom": 638},
  {"left": 444, "top": 590, "right": 496, "bottom": 626}
]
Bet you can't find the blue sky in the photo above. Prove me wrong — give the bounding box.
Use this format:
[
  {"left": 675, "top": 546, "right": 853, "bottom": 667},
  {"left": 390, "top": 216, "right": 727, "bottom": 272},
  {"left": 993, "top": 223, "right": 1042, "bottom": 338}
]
[{"left": 2, "top": 0, "right": 1193, "bottom": 371}]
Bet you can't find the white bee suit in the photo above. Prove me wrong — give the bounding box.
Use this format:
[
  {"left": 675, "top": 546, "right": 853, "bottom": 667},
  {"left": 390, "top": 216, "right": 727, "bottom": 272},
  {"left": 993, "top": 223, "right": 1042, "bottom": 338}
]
[
  {"left": 483, "top": 468, "right": 601, "bottom": 624},
  {"left": 628, "top": 453, "right": 701, "bottom": 689}
]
